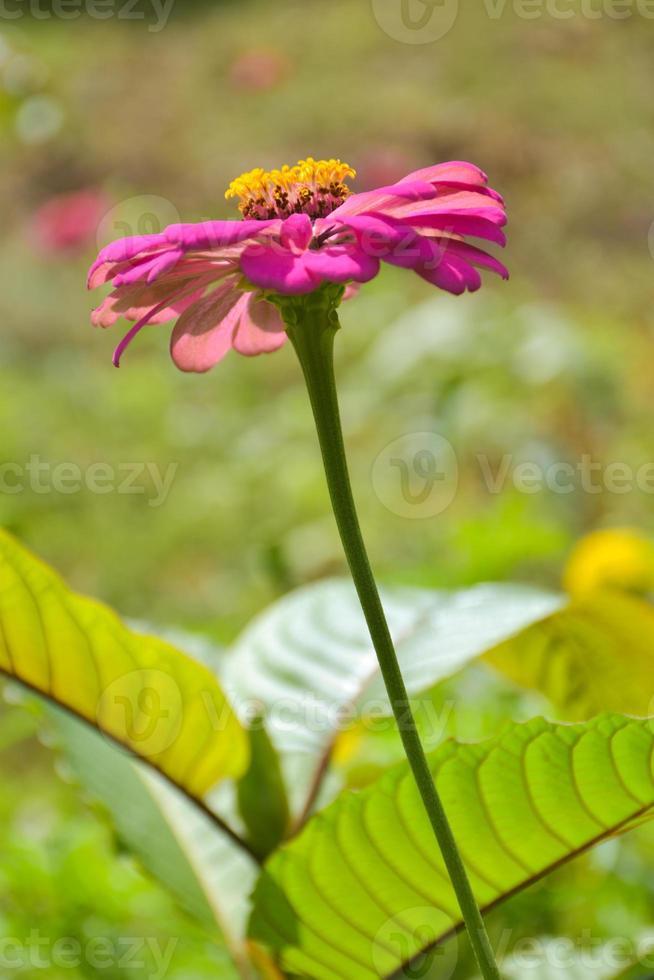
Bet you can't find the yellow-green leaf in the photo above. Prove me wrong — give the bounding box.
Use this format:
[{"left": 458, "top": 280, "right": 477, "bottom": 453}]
[
  {"left": 486, "top": 591, "right": 654, "bottom": 719},
  {"left": 249, "top": 714, "right": 654, "bottom": 980},
  {"left": 0, "top": 530, "right": 248, "bottom": 796}
]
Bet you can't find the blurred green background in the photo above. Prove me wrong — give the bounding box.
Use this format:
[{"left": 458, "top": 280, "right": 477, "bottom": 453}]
[{"left": 1, "top": 0, "right": 654, "bottom": 976}]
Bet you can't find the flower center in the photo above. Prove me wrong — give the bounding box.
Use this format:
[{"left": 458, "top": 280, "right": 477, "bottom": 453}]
[{"left": 225, "top": 157, "right": 356, "bottom": 220}]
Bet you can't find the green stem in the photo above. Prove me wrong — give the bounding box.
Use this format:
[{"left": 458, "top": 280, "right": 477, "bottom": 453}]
[{"left": 283, "top": 292, "right": 500, "bottom": 980}]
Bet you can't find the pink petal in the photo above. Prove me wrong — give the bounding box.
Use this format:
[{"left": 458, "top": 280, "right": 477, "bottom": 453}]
[
  {"left": 240, "top": 245, "right": 319, "bottom": 295},
  {"left": 164, "top": 219, "right": 280, "bottom": 251},
  {"left": 405, "top": 213, "right": 507, "bottom": 247},
  {"left": 385, "top": 192, "right": 506, "bottom": 222},
  {"left": 398, "top": 161, "right": 489, "bottom": 186},
  {"left": 232, "top": 295, "right": 286, "bottom": 356},
  {"left": 280, "top": 213, "right": 313, "bottom": 252},
  {"left": 94, "top": 233, "right": 167, "bottom": 265},
  {"left": 304, "top": 245, "right": 380, "bottom": 284},
  {"left": 434, "top": 239, "right": 509, "bottom": 279},
  {"left": 170, "top": 284, "right": 244, "bottom": 372},
  {"left": 434, "top": 181, "right": 504, "bottom": 204},
  {"left": 329, "top": 214, "right": 418, "bottom": 258},
  {"left": 88, "top": 249, "right": 167, "bottom": 289},
  {"left": 378, "top": 233, "right": 436, "bottom": 270},
  {"left": 418, "top": 254, "right": 482, "bottom": 295},
  {"left": 329, "top": 180, "right": 438, "bottom": 219},
  {"left": 92, "top": 282, "right": 206, "bottom": 328},
  {"left": 112, "top": 248, "right": 184, "bottom": 287}
]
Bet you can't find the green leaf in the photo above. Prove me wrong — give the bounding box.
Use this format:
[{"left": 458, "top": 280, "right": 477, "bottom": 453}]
[
  {"left": 249, "top": 714, "right": 654, "bottom": 980},
  {"left": 486, "top": 592, "right": 654, "bottom": 719},
  {"left": 52, "top": 706, "right": 257, "bottom": 978},
  {"left": 0, "top": 529, "right": 248, "bottom": 796},
  {"left": 225, "top": 579, "right": 560, "bottom": 810},
  {"left": 237, "top": 717, "right": 291, "bottom": 860}
]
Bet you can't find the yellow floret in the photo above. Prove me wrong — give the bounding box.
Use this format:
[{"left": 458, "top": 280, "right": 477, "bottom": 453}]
[{"left": 225, "top": 158, "right": 356, "bottom": 203}]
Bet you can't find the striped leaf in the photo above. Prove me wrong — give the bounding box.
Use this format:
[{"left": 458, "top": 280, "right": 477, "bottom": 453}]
[
  {"left": 53, "top": 708, "right": 257, "bottom": 979},
  {"left": 249, "top": 714, "right": 654, "bottom": 980},
  {"left": 224, "top": 579, "right": 560, "bottom": 810},
  {"left": 0, "top": 530, "right": 248, "bottom": 797}
]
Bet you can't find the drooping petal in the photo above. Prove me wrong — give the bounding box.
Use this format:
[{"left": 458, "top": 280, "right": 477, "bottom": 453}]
[
  {"left": 170, "top": 283, "right": 244, "bottom": 372},
  {"left": 418, "top": 253, "right": 483, "bottom": 294},
  {"left": 110, "top": 278, "right": 217, "bottom": 366},
  {"left": 232, "top": 295, "right": 287, "bottom": 356},
  {"left": 112, "top": 248, "right": 185, "bottom": 287},
  {"left": 87, "top": 249, "right": 168, "bottom": 289},
  {"left": 433, "top": 238, "right": 509, "bottom": 280},
  {"left": 91, "top": 280, "right": 207, "bottom": 328}
]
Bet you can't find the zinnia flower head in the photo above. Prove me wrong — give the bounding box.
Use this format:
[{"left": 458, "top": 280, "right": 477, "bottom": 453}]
[{"left": 87, "top": 157, "right": 508, "bottom": 372}]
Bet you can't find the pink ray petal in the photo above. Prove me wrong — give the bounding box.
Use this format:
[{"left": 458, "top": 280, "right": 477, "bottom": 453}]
[
  {"left": 232, "top": 295, "right": 287, "bottom": 356},
  {"left": 170, "top": 283, "right": 244, "bottom": 372}
]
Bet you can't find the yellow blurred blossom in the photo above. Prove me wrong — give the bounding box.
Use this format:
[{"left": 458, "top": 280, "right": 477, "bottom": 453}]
[{"left": 564, "top": 528, "right": 654, "bottom": 599}]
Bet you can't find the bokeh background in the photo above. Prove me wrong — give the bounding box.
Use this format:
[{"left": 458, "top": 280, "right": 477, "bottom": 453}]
[{"left": 1, "top": 1, "right": 654, "bottom": 976}]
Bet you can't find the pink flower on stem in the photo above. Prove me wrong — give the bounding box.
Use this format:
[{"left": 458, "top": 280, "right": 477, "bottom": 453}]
[{"left": 87, "top": 158, "right": 508, "bottom": 372}]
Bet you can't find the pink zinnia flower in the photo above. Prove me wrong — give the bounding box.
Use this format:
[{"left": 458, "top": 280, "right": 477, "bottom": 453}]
[
  {"left": 87, "top": 158, "right": 508, "bottom": 372},
  {"left": 33, "top": 188, "right": 109, "bottom": 256}
]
